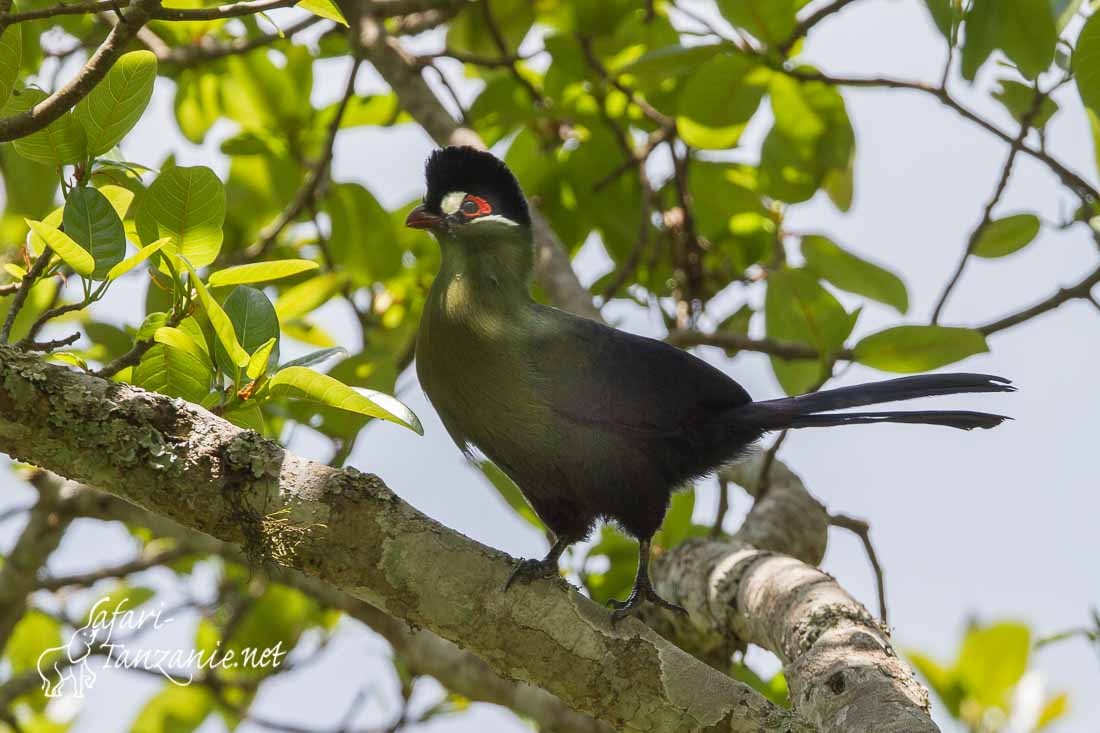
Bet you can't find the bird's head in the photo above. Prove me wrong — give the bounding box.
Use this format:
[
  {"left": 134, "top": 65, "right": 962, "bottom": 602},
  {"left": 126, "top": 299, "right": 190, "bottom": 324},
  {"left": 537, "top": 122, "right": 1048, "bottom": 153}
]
[{"left": 405, "top": 146, "right": 532, "bottom": 249}]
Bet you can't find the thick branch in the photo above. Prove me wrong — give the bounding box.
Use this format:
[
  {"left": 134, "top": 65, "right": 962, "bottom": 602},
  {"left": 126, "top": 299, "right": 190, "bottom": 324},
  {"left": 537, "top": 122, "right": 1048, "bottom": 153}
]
[
  {"left": 0, "top": 346, "right": 808, "bottom": 733},
  {"left": 651, "top": 456, "right": 937, "bottom": 733}
]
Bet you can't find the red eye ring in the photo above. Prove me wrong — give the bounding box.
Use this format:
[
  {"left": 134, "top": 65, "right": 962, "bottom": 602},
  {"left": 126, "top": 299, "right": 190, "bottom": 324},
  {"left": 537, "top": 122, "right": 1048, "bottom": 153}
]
[{"left": 461, "top": 195, "right": 493, "bottom": 218}]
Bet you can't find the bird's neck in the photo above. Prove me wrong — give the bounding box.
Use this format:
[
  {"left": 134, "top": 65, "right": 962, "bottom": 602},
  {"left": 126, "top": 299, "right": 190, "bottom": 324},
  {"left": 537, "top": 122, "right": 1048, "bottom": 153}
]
[{"left": 430, "top": 229, "right": 535, "bottom": 315}]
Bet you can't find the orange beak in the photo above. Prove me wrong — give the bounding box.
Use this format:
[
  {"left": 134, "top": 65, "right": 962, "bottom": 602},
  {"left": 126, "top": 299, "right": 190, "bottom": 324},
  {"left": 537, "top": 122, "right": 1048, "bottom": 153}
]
[{"left": 405, "top": 204, "right": 441, "bottom": 229}]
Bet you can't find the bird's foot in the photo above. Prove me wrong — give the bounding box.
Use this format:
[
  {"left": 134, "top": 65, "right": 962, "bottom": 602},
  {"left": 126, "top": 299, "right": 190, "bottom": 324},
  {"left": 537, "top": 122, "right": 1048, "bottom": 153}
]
[
  {"left": 504, "top": 557, "right": 559, "bottom": 591},
  {"left": 607, "top": 581, "right": 689, "bottom": 625}
]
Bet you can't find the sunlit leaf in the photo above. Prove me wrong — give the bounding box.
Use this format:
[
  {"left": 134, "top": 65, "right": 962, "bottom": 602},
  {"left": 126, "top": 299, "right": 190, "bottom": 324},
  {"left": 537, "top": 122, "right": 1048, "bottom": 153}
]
[
  {"left": 207, "top": 259, "right": 319, "bottom": 287},
  {"left": 299, "top": 0, "right": 347, "bottom": 25},
  {"left": 0, "top": 26, "right": 20, "bottom": 111},
  {"left": 8, "top": 88, "right": 87, "bottom": 167},
  {"left": 154, "top": 326, "right": 211, "bottom": 370},
  {"left": 957, "top": 621, "right": 1030, "bottom": 707},
  {"left": 765, "top": 268, "right": 851, "bottom": 394},
  {"left": 274, "top": 273, "right": 345, "bottom": 321},
  {"left": 267, "top": 366, "right": 422, "bottom": 434},
  {"left": 106, "top": 237, "right": 169, "bottom": 280},
  {"left": 215, "top": 285, "right": 280, "bottom": 378},
  {"left": 246, "top": 336, "right": 278, "bottom": 380},
  {"left": 182, "top": 260, "right": 249, "bottom": 368},
  {"left": 473, "top": 460, "right": 544, "bottom": 531},
  {"left": 24, "top": 218, "right": 94, "bottom": 276},
  {"left": 131, "top": 684, "right": 214, "bottom": 733},
  {"left": 74, "top": 50, "right": 157, "bottom": 156},
  {"left": 677, "top": 52, "right": 769, "bottom": 149},
  {"left": 134, "top": 343, "right": 212, "bottom": 403},
  {"left": 138, "top": 165, "right": 226, "bottom": 267}
]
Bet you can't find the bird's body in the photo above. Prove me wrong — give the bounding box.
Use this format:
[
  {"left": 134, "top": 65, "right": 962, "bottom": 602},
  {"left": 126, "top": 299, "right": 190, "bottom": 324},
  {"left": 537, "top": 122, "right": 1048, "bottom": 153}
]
[{"left": 409, "top": 146, "right": 1014, "bottom": 620}]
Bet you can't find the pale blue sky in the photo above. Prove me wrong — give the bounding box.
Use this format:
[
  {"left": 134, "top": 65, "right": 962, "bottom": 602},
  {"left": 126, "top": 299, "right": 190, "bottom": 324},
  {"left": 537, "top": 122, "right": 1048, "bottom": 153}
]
[{"left": 2, "top": 1, "right": 1098, "bottom": 731}]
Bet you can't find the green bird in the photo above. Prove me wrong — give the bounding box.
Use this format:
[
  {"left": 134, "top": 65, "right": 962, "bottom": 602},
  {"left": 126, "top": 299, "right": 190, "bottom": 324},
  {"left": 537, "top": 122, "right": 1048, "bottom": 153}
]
[{"left": 407, "top": 146, "right": 1013, "bottom": 621}]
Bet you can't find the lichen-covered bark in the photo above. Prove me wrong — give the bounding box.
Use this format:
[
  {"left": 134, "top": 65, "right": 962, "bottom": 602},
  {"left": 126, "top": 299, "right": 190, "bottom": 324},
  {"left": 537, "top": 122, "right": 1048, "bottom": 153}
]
[
  {"left": 652, "top": 456, "right": 938, "bottom": 733},
  {"left": 0, "top": 346, "right": 807, "bottom": 733}
]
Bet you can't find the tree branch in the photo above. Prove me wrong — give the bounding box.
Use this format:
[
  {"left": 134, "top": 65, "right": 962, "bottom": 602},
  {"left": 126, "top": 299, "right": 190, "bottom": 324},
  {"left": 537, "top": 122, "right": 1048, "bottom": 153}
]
[
  {"left": 651, "top": 456, "right": 937, "bottom": 733},
  {"left": 0, "top": 345, "right": 810, "bottom": 732},
  {"left": 0, "top": 0, "right": 159, "bottom": 142}
]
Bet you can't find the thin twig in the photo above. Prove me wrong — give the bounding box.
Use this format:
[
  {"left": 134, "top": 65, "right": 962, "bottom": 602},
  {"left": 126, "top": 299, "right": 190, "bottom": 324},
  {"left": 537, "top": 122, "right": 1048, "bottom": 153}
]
[
  {"left": 0, "top": 250, "right": 51, "bottom": 343},
  {"left": 931, "top": 86, "right": 1047, "bottom": 323},
  {"left": 666, "top": 329, "right": 855, "bottom": 361},
  {"left": 830, "top": 512, "right": 888, "bottom": 624},
  {"left": 779, "top": 0, "right": 861, "bottom": 54},
  {"left": 978, "top": 262, "right": 1100, "bottom": 335},
  {"left": 19, "top": 332, "right": 80, "bottom": 352},
  {"left": 710, "top": 478, "right": 729, "bottom": 538}
]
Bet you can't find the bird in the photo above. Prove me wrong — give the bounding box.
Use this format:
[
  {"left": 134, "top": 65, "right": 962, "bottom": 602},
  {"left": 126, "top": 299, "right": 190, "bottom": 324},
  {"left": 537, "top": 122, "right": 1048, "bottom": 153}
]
[{"left": 406, "top": 145, "right": 1014, "bottom": 622}]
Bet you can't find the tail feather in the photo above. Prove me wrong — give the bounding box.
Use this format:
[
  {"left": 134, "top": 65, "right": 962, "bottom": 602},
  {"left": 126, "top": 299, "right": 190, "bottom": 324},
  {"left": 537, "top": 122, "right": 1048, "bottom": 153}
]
[
  {"left": 783, "top": 410, "right": 1011, "bottom": 431},
  {"left": 736, "top": 372, "right": 1015, "bottom": 432}
]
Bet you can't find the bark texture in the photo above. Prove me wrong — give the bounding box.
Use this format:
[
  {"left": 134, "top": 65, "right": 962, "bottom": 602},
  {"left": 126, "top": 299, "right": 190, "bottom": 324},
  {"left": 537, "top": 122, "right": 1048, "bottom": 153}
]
[{"left": 0, "top": 345, "right": 807, "bottom": 733}]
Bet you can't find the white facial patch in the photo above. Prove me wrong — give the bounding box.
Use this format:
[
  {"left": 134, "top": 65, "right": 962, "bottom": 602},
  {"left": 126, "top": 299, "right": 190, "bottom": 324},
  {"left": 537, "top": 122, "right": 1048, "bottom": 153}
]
[
  {"left": 471, "top": 214, "right": 520, "bottom": 227},
  {"left": 441, "top": 191, "right": 466, "bottom": 215}
]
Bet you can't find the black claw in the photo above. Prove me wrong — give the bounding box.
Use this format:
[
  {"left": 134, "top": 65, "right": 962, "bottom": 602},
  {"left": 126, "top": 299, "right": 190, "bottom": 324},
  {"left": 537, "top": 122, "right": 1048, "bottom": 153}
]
[
  {"left": 607, "top": 584, "right": 688, "bottom": 625},
  {"left": 503, "top": 558, "right": 556, "bottom": 591}
]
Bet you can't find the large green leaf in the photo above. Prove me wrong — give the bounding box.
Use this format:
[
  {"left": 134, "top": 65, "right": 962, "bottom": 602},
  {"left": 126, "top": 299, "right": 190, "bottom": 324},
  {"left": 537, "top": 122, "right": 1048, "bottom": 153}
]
[
  {"left": 6, "top": 610, "right": 62, "bottom": 674},
  {"left": 131, "top": 684, "right": 214, "bottom": 733},
  {"left": 154, "top": 326, "right": 212, "bottom": 370},
  {"left": 1075, "top": 11, "right": 1100, "bottom": 117},
  {"left": 274, "top": 273, "right": 346, "bottom": 322},
  {"left": 7, "top": 88, "right": 87, "bottom": 167},
  {"left": 24, "top": 218, "right": 94, "bottom": 276},
  {"left": 801, "top": 235, "right": 908, "bottom": 313},
  {"left": 268, "top": 366, "right": 422, "bottom": 434},
  {"left": 765, "top": 268, "right": 852, "bottom": 394},
  {"left": 677, "top": 52, "right": 769, "bottom": 149},
  {"left": 853, "top": 326, "right": 988, "bottom": 372},
  {"left": 182, "top": 260, "right": 249, "bottom": 369},
  {"left": 138, "top": 165, "right": 226, "bottom": 267},
  {"left": 716, "top": 0, "right": 805, "bottom": 46},
  {"left": 448, "top": 0, "right": 533, "bottom": 56},
  {"left": 961, "top": 0, "right": 1057, "bottom": 80},
  {"left": 299, "top": 0, "right": 347, "bottom": 25},
  {"left": 325, "top": 183, "right": 401, "bottom": 285},
  {"left": 74, "top": 50, "right": 156, "bottom": 156},
  {"left": 956, "top": 622, "right": 1030, "bottom": 707},
  {"left": 133, "top": 343, "right": 212, "bottom": 403},
  {"left": 972, "top": 214, "right": 1040, "bottom": 258},
  {"left": 215, "top": 285, "right": 280, "bottom": 378},
  {"left": 207, "top": 259, "right": 319, "bottom": 288},
  {"left": 63, "top": 187, "right": 126, "bottom": 280},
  {"left": 174, "top": 68, "right": 221, "bottom": 144},
  {"left": 0, "top": 25, "right": 20, "bottom": 111}
]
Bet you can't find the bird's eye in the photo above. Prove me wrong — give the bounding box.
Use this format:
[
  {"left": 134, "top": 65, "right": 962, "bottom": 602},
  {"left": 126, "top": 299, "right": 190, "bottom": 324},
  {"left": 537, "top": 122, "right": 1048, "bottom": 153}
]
[{"left": 460, "top": 195, "right": 492, "bottom": 218}]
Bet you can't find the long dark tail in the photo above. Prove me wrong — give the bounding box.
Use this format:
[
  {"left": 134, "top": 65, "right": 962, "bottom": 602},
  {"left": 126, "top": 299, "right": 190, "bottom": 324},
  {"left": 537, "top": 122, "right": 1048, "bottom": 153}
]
[{"left": 737, "top": 373, "right": 1015, "bottom": 432}]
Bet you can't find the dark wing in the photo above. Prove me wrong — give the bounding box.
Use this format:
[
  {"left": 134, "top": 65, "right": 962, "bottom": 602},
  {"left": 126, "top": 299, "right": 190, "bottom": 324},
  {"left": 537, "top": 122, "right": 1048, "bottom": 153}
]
[{"left": 528, "top": 306, "right": 752, "bottom": 436}]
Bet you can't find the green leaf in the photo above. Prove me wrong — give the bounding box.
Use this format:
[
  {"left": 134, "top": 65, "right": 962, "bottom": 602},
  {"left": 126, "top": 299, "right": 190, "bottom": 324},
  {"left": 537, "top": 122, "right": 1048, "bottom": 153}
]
[
  {"left": 267, "top": 366, "right": 422, "bottom": 434},
  {"left": 956, "top": 621, "right": 1030, "bottom": 707},
  {"left": 154, "top": 326, "right": 212, "bottom": 370},
  {"left": 325, "top": 183, "right": 401, "bottom": 285},
  {"left": 1037, "top": 692, "right": 1069, "bottom": 729},
  {"left": 131, "top": 684, "right": 214, "bottom": 733},
  {"left": 0, "top": 25, "right": 20, "bottom": 111},
  {"left": 992, "top": 80, "right": 1058, "bottom": 128},
  {"left": 801, "top": 235, "right": 909, "bottom": 313},
  {"left": 1075, "top": 11, "right": 1100, "bottom": 116},
  {"left": 182, "top": 260, "right": 250, "bottom": 369},
  {"left": 6, "top": 610, "right": 62, "bottom": 673},
  {"left": 247, "top": 336, "right": 277, "bottom": 380},
  {"left": 853, "top": 326, "right": 988, "bottom": 372},
  {"left": 207, "top": 259, "right": 319, "bottom": 287},
  {"left": 7, "top": 88, "right": 87, "bottom": 167},
  {"left": 106, "top": 237, "right": 168, "bottom": 280},
  {"left": 278, "top": 346, "right": 348, "bottom": 370},
  {"left": 907, "top": 650, "right": 965, "bottom": 716},
  {"left": 448, "top": 0, "right": 533, "bottom": 56},
  {"left": 138, "top": 165, "right": 226, "bottom": 267},
  {"left": 134, "top": 343, "right": 213, "bottom": 403},
  {"left": 972, "top": 214, "right": 1040, "bottom": 258},
  {"left": 717, "top": 0, "right": 803, "bottom": 46},
  {"left": 765, "top": 268, "right": 851, "bottom": 394},
  {"left": 63, "top": 187, "right": 126, "bottom": 279},
  {"left": 215, "top": 285, "right": 280, "bottom": 378},
  {"left": 74, "top": 50, "right": 156, "bottom": 156},
  {"left": 274, "top": 273, "right": 346, "bottom": 321},
  {"left": 653, "top": 490, "right": 701, "bottom": 548},
  {"left": 174, "top": 68, "right": 221, "bottom": 144},
  {"left": 474, "top": 460, "right": 544, "bottom": 532},
  {"left": 961, "top": 0, "right": 1057, "bottom": 80},
  {"left": 24, "top": 218, "right": 94, "bottom": 276},
  {"left": 677, "top": 52, "right": 769, "bottom": 149},
  {"left": 298, "top": 0, "right": 347, "bottom": 25}
]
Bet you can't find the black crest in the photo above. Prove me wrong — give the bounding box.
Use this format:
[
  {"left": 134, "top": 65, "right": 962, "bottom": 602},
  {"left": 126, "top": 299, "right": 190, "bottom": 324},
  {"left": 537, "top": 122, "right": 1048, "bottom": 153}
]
[{"left": 424, "top": 146, "right": 531, "bottom": 227}]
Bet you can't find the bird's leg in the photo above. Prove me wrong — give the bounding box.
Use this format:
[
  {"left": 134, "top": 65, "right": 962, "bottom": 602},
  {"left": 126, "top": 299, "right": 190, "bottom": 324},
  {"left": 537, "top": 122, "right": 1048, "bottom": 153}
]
[
  {"left": 504, "top": 535, "right": 571, "bottom": 591},
  {"left": 608, "top": 539, "right": 688, "bottom": 624}
]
